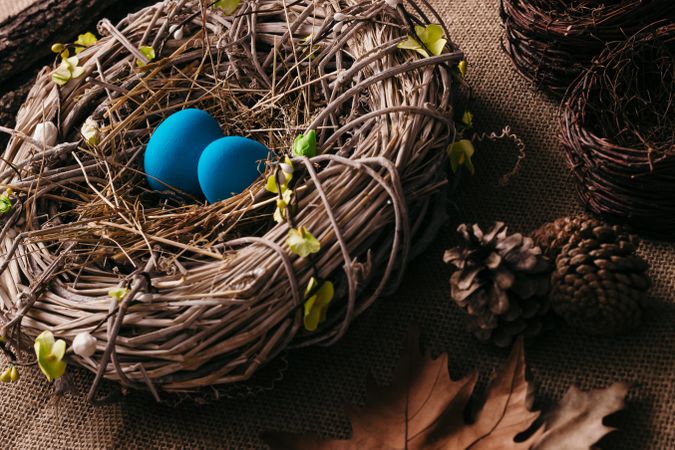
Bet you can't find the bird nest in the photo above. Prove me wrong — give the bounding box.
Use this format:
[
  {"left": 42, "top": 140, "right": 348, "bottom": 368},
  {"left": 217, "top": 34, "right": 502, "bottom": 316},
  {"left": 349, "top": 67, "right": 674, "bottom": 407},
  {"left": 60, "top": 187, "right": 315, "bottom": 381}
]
[
  {"left": 500, "top": 0, "right": 674, "bottom": 97},
  {"left": 0, "top": 0, "right": 467, "bottom": 401},
  {"left": 561, "top": 23, "right": 674, "bottom": 237}
]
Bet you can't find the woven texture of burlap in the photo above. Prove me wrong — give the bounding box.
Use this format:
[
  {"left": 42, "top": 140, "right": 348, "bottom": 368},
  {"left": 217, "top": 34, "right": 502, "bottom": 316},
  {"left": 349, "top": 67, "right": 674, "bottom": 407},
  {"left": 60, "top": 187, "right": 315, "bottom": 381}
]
[{"left": 0, "top": 0, "right": 673, "bottom": 448}]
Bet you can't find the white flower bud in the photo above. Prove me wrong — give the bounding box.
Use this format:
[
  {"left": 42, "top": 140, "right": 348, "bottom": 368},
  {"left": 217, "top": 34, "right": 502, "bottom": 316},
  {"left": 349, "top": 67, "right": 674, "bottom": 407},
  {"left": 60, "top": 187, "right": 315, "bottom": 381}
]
[
  {"left": 334, "top": 12, "right": 348, "bottom": 21},
  {"left": 72, "top": 332, "right": 97, "bottom": 357},
  {"left": 32, "top": 122, "right": 58, "bottom": 147},
  {"left": 81, "top": 118, "right": 99, "bottom": 146},
  {"left": 173, "top": 26, "right": 184, "bottom": 40},
  {"left": 169, "top": 24, "right": 184, "bottom": 40}
]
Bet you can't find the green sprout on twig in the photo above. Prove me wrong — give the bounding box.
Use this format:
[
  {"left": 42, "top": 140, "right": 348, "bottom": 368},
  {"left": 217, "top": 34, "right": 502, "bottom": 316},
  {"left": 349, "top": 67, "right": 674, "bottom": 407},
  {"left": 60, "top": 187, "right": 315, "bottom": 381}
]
[
  {"left": 0, "top": 189, "right": 13, "bottom": 214},
  {"left": 0, "top": 365, "right": 19, "bottom": 383},
  {"left": 448, "top": 139, "right": 475, "bottom": 175},
  {"left": 73, "top": 32, "right": 97, "bottom": 54},
  {"left": 458, "top": 59, "right": 467, "bottom": 78},
  {"left": 266, "top": 156, "right": 295, "bottom": 223},
  {"left": 397, "top": 24, "right": 447, "bottom": 58},
  {"left": 34, "top": 331, "right": 67, "bottom": 382},
  {"left": 292, "top": 130, "right": 317, "bottom": 157},
  {"left": 214, "top": 0, "right": 241, "bottom": 15},
  {"left": 287, "top": 227, "right": 320, "bottom": 257},
  {"left": 462, "top": 110, "right": 474, "bottom": 129},
  {"left": 303, "top": 277, "right": 334, "bottom": 332},
  {"left": 136, "top": 46, "right": 156, "bottom": 67},
  {"left": 51, "top": 32, "right": 97, "bottom": 86},
  {"left": 108, "top": 287, "right": 129, "bottom": 303},
  {"left": 51, "top": 56, "right": 86, "bottom": 86}
]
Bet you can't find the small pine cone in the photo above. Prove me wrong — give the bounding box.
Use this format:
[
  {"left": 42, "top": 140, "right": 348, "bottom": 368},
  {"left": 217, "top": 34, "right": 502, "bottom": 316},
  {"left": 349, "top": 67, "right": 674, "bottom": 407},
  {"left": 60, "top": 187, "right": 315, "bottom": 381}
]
[
  {"left": 444, "top": 222, "right": 553, "bottom": 347},
  {"left": 532, "top": 215, "right": 650, "bottom": 335}
]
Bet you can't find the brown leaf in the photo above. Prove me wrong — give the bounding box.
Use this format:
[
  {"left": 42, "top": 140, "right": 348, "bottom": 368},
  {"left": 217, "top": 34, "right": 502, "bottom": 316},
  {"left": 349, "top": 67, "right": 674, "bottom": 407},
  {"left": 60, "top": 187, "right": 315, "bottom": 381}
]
[
  {"left": 532, "top": 383, "right": 630, "bottom": 450},
  {"left": 264, "top": 329, "right": 540, "bottom": 449},
  {"left": 263, "top": 329, "right": 628, "bottom": 450},
  {"left": 415, "top": 339, "right": 542, "bottom": 449},
  {"left": 265, "top": 328, "right": 468, "bottom": 449}
]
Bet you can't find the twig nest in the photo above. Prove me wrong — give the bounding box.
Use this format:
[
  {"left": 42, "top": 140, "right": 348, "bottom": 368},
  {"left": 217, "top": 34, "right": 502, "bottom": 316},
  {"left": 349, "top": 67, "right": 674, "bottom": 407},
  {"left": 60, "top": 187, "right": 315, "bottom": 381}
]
[
  {"left": 560, "top": 23, "right": 675, "bottom": 236},
  {"left": 0, "top": 0, "right": 467, "bottom": 400},
  {"left": 500, "top": 0, "right": 675, "bottom": 96}
]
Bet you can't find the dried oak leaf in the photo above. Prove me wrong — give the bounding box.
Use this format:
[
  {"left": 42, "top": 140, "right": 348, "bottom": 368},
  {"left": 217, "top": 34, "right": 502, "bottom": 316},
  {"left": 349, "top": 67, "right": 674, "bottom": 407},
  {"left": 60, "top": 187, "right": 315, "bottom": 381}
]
[
  {"left": 264, "top": 329, "right": 628, "bottom": 449},
  {"left": 533, "top": 383, "right": 630, "bottom": 450}
]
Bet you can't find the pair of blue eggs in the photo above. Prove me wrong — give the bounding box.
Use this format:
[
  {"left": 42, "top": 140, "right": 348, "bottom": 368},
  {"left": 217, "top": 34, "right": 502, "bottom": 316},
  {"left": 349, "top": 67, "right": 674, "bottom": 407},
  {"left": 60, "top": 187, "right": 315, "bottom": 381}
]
[{"left": 144, "top": 109, "right": 269, "bottom": 203}]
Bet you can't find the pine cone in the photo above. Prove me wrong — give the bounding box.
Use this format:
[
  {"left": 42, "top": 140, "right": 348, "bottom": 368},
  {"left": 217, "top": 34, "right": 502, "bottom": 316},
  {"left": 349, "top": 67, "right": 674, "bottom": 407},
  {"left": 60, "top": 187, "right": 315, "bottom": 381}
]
[
  {"left": 532, "top": 215, "right": 650, "bottom": 335},
  {"left": 444, "top": 222, "right": 553, "bottom": 347}
]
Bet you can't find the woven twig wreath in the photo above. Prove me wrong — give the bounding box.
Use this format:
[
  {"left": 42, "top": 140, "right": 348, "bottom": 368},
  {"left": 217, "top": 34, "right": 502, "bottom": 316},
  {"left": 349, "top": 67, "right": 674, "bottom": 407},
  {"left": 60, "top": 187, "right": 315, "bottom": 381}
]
[
  {"left": 0, "top": 0, "right": 466, "bottom": 400},
  {"left": 561, "top": 23, "right": 674, "bottom": 237},
  {"left": 500, "top": 0, "right": 674, "bottom": 97}
]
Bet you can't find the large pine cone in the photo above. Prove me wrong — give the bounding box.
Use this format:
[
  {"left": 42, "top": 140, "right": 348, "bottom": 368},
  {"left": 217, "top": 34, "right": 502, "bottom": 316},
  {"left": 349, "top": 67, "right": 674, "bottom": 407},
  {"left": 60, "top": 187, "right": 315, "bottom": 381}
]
[
  {"left": 444, "top": 223, "right": 552, "bottom": 347},
  {"left": 532, "top": 215, "right": 650, "bottom": 335}
]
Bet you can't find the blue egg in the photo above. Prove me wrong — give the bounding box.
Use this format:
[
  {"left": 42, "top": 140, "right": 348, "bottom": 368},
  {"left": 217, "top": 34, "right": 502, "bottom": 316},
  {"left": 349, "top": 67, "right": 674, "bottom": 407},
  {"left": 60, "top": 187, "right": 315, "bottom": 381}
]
[
  {"left": 144, "top": 108, "right": 223, "bottom": 197},
  {"left": 198, "top": 136, "right": 270, "bottom": 203}
]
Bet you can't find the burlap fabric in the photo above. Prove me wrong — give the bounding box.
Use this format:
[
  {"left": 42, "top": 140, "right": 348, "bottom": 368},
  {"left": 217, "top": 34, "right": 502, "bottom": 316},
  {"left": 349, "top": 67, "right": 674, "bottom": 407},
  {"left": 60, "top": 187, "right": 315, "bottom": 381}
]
[{"left": 0, "top": 0, "right": 673, "bottom": 448}]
